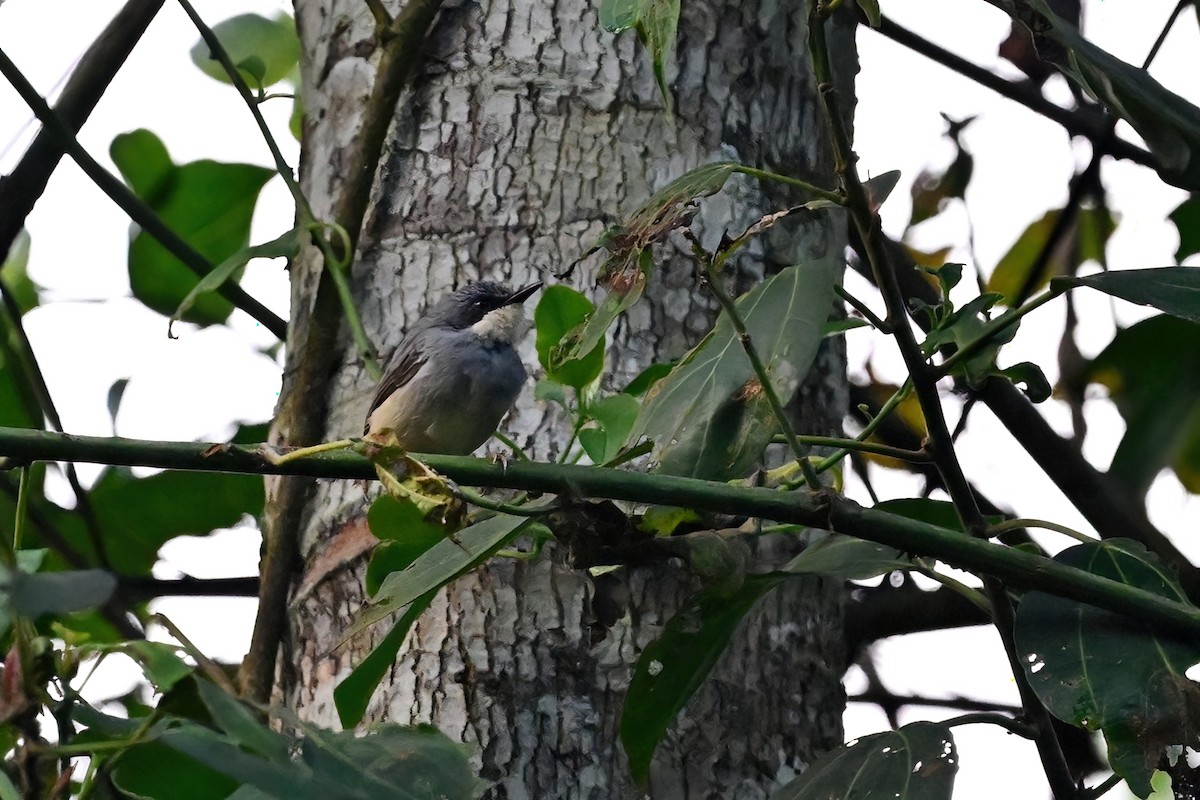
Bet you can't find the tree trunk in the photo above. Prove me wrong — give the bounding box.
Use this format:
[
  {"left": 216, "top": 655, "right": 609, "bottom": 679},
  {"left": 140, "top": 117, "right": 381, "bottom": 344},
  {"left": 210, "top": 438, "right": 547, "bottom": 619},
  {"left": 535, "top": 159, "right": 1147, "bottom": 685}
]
[{"left": 276, "top": 0, "right": 855, "bottom": 796}]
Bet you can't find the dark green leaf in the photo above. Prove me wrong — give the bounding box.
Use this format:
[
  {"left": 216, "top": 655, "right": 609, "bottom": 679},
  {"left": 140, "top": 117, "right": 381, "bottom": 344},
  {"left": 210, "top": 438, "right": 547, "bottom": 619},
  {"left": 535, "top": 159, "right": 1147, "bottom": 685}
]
[
  {"left": 342, "top": 512, "right": 534, "bottom": 642},
  {"left": 633, "top": 257, "right": 839, "bottom": 479},
  {"left": 10, "top": 569, "right": 116, "bottom": 618},
  {"left": 621, "top": 574, "right": 785, "bottom": 784},
  {"left": 910, "top": 150, "right": 973, "bottom": 227},
  {"left": 875, "top": 498, "right": 970, "bottom": 532},
  {"left": 126, "top": 641, "right": 193, "bottom": 691},
  {"left": 785, "top": 534, "right": 910, "bottom": 581},
  {"left": 334, "top": 593, "right": 434, "bottom": 729},
  {"left": 995, "top": 361, "right": 1051, "bottom": 403},
  {"left": 1010, "top": 0, "right": 1200, "bottom": 190},
  {"left": 170, "top": 227, "right": 300, "bottom": 336},
  {"left": 1054, "top": 267, "right": 1200, "bottom": 325},
  {"left": 1170, "top": 196, "right": 1200, "bottom": 262},
  {"left": 106, "top": 377, "right": 130, "bottom": 426},
  {"left": 821, "top": 317, "right": 871, "bottom": 338},
  {"left": 110, "top": 129, "right": 274, "bottom": 326},
  {"left": 770, "top": 721, "right": 957, "bottom": 799},
  {"left": 365, "top": 495, "right": 447, "bottom": 596},
  {"left": 921, "top": 293, "right": 1014, "bottom": 387},
  {"left": 190, "top": 13, "right": 300, "bottom": 88},
  {"left": 581, "top": 393, "right": 640, "bottom": 464},
  {"left": 1015, "top": 539, "right": 1200, "bottom": 797},
  {"left": 1088, "top": 315, "right": 1200, "bottom": 497},
  {"left": 196, "top": 679, "right": 291, "bottom": 762},
  {"left": 113, "top": 739, "right": 240, "bottom": 800},
  {"left": 535, "top": 285, "right": 605, "bottom": 389},
  {"left": 622, "top": 362, "right": 675, "bottom": 396}
]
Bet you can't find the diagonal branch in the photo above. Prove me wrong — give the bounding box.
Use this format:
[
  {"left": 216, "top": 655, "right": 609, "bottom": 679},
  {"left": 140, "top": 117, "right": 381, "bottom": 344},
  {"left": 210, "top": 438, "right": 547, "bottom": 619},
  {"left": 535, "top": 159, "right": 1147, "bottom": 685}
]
[{"left": 0, "top": 47, "right": 288, "bottom": 340}]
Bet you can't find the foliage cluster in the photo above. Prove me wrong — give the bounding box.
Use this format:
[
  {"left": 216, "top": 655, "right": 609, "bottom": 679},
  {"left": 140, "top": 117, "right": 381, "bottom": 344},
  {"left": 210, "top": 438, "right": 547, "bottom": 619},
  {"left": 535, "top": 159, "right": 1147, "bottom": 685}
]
[{"left": 1, "top": 0, "right": 1200, "bottom": 798}]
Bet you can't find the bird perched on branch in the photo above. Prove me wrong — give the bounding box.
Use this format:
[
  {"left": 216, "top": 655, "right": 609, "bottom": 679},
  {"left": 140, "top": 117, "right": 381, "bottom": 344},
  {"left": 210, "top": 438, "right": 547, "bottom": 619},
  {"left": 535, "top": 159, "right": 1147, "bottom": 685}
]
[{"left": 364, "top": 280, "right": 542, "bottom": 454}]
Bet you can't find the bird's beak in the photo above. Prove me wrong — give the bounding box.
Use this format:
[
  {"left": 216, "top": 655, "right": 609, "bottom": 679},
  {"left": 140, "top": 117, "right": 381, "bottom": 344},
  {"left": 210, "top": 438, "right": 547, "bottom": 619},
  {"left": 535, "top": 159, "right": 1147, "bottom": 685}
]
[{"left": 505, "top": 281, "right": 542, "bottom": 306}]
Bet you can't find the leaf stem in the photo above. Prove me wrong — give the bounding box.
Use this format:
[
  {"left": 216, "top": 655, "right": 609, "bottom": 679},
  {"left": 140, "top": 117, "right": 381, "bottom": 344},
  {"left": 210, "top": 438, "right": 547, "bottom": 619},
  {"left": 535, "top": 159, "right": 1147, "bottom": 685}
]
[
  {"left": 773, "top": 434, "right": 930, "bottom": 463},
  {"left": 942, "top": 712, "right": 1037, "bottom": 739},
  {"left": 734, "top": 165, "right": 844, "bottom": 206},
  {"left": 988, "top": 517, "right": 1094, "bottom": 544}
]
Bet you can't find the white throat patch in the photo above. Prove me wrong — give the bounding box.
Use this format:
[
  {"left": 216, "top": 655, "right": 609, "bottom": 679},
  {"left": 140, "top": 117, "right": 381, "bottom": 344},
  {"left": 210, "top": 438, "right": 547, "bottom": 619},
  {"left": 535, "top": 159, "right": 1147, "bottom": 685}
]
[{"left": 470, "top": 303, "right": 527, "bottom": 343}]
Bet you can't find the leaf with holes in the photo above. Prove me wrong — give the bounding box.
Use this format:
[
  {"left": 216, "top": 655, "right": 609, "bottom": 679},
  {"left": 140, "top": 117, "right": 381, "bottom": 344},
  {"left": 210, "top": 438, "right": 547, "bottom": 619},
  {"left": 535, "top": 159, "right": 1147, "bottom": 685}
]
[
  {"left": 771, "top": 722, "right": 957, "bottom": 799},
  {"left": 1015, "top": 539, "right": 1200, "bottom": 797},
  {"left": 622, "top": 574, "right": 787, "bottom": 785}
]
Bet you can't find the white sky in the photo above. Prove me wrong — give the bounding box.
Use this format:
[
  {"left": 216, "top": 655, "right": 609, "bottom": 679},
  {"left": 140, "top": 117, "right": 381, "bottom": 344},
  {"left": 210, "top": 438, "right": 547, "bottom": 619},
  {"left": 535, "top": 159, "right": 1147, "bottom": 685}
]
[{"left": 2, "top": 0, "right": 1199, "bottom": 797}]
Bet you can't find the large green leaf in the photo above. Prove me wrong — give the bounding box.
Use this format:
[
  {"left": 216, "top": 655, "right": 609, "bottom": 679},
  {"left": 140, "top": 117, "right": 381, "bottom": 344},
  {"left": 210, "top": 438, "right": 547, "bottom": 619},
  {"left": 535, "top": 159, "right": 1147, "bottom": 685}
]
[
  {"left": 1003, "top": 0, "right": 1200, "bottom": 190},
  {"left": 621, "top": 574, "right": 786, "bottom": 784},
  {"left": 770, "top": 722, "right": 957, "bottom": 799},
  {"left": 1054, "top": 267, "right": 1200, "bottom": 325},
  {"left": 189, "top": 13, "right": 300, "bottom": 88},
  {"left": 1087, "top": 315, "right": 1200, "bottom": 497},
  {"left": 110, "top": 129, "right": 274, "bottom": 326},
  {"left": 578, "top": 392, "right": 640, "bottom": 464},
  {"left": 364, "top": 495, "right": 448, "bottom": 596},
  {"left": 1015, "top": 539, "right": 1200, "bottom": 797},
  {"left": 632, "top": 257, "right": 839, "bottom": 479},
  {"left": 34, "top": 467, "right": 265, "bottom": 575},
  {"left": 341, "top": 512, "right": 534, "bottom": 642},
  {"left": 112, "top": 739, "right": 240, "bottom": 800}
]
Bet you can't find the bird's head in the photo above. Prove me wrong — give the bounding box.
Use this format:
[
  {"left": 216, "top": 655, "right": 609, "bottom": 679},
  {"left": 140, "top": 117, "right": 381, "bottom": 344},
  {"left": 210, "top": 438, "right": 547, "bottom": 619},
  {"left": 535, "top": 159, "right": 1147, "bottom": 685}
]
[{"left": 432, "top": 280, "right": 542, "bottom": 342}]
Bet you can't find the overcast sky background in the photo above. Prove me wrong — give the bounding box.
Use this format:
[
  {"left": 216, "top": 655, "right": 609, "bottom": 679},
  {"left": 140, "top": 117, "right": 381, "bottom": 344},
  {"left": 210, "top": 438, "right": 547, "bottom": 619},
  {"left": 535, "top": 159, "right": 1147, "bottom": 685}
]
[{"left": 2, "top": 1, "right": 1198, "bottom": 797}]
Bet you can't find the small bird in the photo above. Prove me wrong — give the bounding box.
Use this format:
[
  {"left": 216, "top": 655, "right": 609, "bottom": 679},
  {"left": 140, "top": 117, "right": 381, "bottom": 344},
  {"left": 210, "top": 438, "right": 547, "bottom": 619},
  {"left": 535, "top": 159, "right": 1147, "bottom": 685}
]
[{"left": 364, "top": 280, "right": 542, "bottom": 454}]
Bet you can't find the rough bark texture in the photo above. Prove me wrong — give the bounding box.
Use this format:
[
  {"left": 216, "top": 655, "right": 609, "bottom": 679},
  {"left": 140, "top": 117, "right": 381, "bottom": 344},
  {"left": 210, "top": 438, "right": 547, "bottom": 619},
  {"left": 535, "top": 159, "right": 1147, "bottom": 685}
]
[{"left": 281, "top": 0, "right": 855, "bottom": 796}]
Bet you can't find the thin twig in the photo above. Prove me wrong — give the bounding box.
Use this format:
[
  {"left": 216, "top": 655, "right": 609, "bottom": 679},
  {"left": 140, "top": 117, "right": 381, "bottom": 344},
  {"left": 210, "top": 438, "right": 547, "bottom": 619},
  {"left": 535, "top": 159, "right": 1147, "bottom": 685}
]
[
  {"left": 942, "top": 712, "right": 1037, "bottom": 740},
  {"left": 836, "top": 284, "right": 890, "bottom": 332}
]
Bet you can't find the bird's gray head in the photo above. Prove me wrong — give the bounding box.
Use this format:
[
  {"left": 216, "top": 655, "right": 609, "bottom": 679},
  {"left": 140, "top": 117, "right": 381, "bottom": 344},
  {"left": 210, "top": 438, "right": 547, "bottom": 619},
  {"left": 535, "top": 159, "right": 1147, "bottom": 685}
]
[{"left": 428, "top": 280, "right": 541, "bottom": 343}]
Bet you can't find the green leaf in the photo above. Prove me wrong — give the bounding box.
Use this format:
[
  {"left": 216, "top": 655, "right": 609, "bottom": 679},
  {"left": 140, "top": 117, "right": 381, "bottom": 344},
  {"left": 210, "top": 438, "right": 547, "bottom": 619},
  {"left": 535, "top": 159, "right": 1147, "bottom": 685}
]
[
  {"left": 190, "top": 13, "right": 300, "bottom": 88},
  {"left": 1170, "top": 196, "right": 1200, "bottom": 262},
  {"left": 0, "top": 771, "right": 19, "bottom": 800},
  {"left": 1088, "top": 315, "right": 1200, "bottom": 497},
  {"left": 921, "top": 293, "right": 1014, "bottom": 387},
  {"left": 196, "top": 679, "right": 291, "bottom": 762},
  {"left": 821, "top": 317, "right": 871, "bottom": 338},
  {"left": 599, "top": 0, "right": 679, "bottom": 106},
  {"left": 987, "top": 204, "right": 1115, "bottom": 305},
  {"left": 580, "top": 393, "right": 640, "bottom": 464},
  {"left": 1054, "top": 267, "right": 1200, "bottom": 325},
  {"left": 770, "top": 721, "right": 957, "bottom": 799},
  {"left": 785, "top": 534, "right": 910, "bottom": 581},
  {"left": 1009, "top": 0, "right": 1200, "bottom": 190},
  {"left": 365, "top": 495, "right": 447, "bottom": 596},
  {"left": 113, "top": 739, "right": 240, "bottom": 800},
  {"left": 622, "top": 362, "right": 675, "bottom": 396},
  {"left": 621, "top": 574, "right": 786, "bottom": 784},
  {"left": 110, "top": 129, "right": 275, "bottom": 326},
  {"left": 535, "top": 285, "right": 605, "bottom": 389},
  {"left": 334, "top": 593, "right": 434, "bottom": 729},
  {"left": 126, "top": 641, "right": 193, "bottom": 691},
  {"left": 9, "top": 569, "right": 116, "bottom": 618},
  {"left": 633, "top": 257, "right": 839, "bottom": 479},
  {"left": 342, "top": 512, "right": 535, "bottom": 643},
  {"left": 1015, "top": 539, "right": 1200, "bottom": 797},
  {"left": 637, "top": 505, "right": 701, "bottom": 536},
  {"left": 995, "top": 361, "right": 1051, "bottom": 403},
  {"left": 1, "top": 229, "right": 37, "bottom": 315},
  {"left": 169, "top": 227, "right": 300, "bottom": 337}
]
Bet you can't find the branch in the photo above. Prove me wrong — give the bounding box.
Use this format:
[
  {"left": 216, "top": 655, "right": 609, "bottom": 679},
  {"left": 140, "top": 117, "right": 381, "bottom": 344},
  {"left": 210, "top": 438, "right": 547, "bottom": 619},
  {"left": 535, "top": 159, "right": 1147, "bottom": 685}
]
[
  {"left": 3, "top": 426, "right": 1200, "bottom": 642},
  {"left": 872, "top": 15, "right": 1157, "bottom": 172},
  {"left": 119, "top": 575, "right": 259, "bottom": 601},
  {"left": 0, "top": 46, "right": 288, "bottom": 340},
  {"left": 0, "top": 0, "right": 164, "bottom": 259}
]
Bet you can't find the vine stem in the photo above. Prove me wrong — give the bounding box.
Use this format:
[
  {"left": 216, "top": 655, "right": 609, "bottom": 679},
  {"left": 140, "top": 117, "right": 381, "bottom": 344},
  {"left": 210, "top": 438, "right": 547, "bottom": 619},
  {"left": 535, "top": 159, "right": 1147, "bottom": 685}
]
[
  {"left": 989, "top": 517, "right": 1095, "bottom": 544},
  {"left": 5, "top": 425, "right": 1200, "bottom": 643}
]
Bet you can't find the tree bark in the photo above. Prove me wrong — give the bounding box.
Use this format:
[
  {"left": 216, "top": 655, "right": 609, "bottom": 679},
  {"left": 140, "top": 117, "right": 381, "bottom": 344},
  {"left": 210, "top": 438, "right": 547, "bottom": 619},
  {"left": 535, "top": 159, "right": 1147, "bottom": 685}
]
[{"left": 279, "top": 0, "right": 855, "bottom": 796}]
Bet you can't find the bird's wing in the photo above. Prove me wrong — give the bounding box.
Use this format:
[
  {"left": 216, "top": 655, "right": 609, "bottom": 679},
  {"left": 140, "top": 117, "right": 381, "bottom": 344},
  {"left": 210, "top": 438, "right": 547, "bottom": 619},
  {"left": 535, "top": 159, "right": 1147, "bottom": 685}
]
[{"left": 365, "top": 338, "right": 428, "bottom": 426}]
